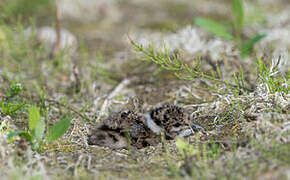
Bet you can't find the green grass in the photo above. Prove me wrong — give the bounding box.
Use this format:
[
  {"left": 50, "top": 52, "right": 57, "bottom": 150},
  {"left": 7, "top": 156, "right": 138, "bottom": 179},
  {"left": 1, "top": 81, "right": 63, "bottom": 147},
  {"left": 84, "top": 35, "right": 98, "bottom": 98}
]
[{"left": 194, "top": 0, "right": 266, "bottom": 58}]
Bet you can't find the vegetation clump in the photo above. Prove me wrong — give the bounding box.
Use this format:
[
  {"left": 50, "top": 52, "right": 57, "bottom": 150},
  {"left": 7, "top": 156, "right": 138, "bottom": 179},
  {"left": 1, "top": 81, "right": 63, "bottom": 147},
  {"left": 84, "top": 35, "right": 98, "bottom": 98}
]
[{"left": 0, "top": 0, "right": 289, "bottom": 179}]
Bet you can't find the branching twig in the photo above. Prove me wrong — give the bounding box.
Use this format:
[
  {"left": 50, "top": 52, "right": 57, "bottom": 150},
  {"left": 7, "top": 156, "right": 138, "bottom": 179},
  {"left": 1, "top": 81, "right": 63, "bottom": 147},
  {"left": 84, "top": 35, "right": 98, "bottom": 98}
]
[{"left": 128, "top": 33, "right": 253, "bottom": 92}]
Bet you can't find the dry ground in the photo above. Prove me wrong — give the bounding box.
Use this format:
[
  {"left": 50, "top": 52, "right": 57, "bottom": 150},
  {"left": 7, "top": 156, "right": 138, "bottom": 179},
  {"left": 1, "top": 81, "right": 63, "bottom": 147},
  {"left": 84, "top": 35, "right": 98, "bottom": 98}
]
[{"left": 0, "top": 0, "right": 289, "bottom": 179}]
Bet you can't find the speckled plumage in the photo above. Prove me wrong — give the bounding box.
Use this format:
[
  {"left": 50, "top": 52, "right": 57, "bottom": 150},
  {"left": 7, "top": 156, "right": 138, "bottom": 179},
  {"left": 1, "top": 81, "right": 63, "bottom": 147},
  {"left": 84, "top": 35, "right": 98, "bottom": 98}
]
[
  {"left": 88, "top": 105, "right": 204, "bottom": 149},
  {"left": 147, "top": 105, "right": 192, "bottom": 139},
  {"left": 88, "top": 110, "right": 158, "bottom": 149}
]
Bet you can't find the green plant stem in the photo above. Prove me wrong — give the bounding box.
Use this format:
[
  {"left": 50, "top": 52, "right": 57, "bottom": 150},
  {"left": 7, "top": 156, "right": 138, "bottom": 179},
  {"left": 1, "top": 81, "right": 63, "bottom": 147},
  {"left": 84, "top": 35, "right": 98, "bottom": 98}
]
[
  {"left": 128, "top": 35, "right": 253, "bottom": 92},
  {"left": 4, "top": 93, "right": 93, "bottom": 122}
]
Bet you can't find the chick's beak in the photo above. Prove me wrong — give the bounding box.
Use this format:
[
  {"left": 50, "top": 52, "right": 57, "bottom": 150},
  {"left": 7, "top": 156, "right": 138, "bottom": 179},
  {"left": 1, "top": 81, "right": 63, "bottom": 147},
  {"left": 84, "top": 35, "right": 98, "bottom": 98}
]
[{"left": 191, "top": 123, "right": 205, "bottom": 132}]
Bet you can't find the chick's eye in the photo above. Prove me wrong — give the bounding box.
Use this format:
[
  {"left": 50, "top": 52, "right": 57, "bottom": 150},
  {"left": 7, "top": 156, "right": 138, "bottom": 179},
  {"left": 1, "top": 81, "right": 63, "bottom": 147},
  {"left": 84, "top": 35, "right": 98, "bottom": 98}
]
[
  {"left": 173, "top": 123, "right": 181, "bottom": 127},
  {"left": 121, "top": 112, "right": 128, "bottom": 118}
]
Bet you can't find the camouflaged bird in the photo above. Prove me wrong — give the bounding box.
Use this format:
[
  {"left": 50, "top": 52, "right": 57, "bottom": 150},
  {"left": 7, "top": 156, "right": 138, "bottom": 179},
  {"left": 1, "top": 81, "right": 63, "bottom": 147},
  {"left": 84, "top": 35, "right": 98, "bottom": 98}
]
[
  {"left": 88, "top": 105, "right": 204, "bottom": 149},
  {"left": 88, "top": 110, "right": 159, "bottom": 149},
  {"left": 145, "top": 104, "right": 203, "bottom": 139}
]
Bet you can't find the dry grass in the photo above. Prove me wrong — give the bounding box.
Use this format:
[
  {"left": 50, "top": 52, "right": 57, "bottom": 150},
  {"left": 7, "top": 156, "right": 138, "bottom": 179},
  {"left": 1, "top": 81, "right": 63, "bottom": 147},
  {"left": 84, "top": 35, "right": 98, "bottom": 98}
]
[{"left": 0, "top": 0, "right": 289, "bottom": 179}]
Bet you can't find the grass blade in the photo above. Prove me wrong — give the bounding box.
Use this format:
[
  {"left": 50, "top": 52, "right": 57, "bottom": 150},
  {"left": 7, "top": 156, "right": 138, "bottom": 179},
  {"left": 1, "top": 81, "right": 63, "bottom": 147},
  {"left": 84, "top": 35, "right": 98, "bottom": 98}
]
[
  {"left": 240, "top": 34, "right": 266, "bottom": 58},
  {"left": 175, "top": 138, "right": 198, "bottom": 158},
  {"left": 194, "top": 17, "right": 233, "bottom": 40},
  {"left": 0, "top": 101, "right": 25, "bottom": 116},
  {"left": 8, "top": 130, "right": 32, "bottom": 141},
  {"left": 232, "top": 0, "right": 244, "bottom": 28},
  {"left": 46, "top": 118, "right": 71, "bottom": 142}
]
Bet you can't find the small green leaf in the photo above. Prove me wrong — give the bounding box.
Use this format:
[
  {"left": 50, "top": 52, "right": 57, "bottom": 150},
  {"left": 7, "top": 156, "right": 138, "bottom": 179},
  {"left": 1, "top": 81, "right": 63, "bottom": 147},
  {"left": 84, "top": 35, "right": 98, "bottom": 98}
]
[
  {"left": 257, "top": 59, "right": 268, "bottom": 72},
  {"left": 34, "top": 118, "right": 45, "bottom": 142},
  {"left": 29, "top": 106, "right": 41, "bottom": 132},
  {"left": 232, "top": 0, "right": 244, "bottom": 28},
  {"left": 8, "top": 130, "right": 32, "bottom": 141},
  {"left": 9, "top": 83, "right": 24, "bottom": 96},
  {"left": 29, "top": 174, "right": 43, "bottom": 180},
  {"left": 46, "top": 118, "right": 71, "bottom": 142},
  {"left": 175, "top": 138, "right": 198, "bottom": 157},
  {"left": 194, "top": 17, "right": 233, "bottom": 40},
  {"left": 0, "top": 102, "right": 25, "bottom": 116},
  {"left": 240, "top": 34, "right": 266, "bottom": 58}
]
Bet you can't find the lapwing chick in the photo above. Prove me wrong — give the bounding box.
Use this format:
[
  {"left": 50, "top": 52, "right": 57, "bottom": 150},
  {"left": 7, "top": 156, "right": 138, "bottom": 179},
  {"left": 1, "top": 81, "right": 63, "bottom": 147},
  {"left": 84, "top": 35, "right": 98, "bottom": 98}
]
[
  {"left": 145, "top": 105, "right": 203, "bottom": 139},
  {"left": 88, "top": 129, "right": 128, "bottom": 149},
  {"left": 88, "top": 110, "right": 158, "bottom": 149},
  {"left": 88, "top": 105, "right": 204, "bottom": 149}
]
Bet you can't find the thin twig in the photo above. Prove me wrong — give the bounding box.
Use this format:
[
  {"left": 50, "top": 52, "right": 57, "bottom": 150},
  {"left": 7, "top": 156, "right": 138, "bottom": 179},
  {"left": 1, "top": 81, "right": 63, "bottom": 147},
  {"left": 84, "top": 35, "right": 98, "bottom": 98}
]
[
  {"left": 1, "top": 93, "right": 92, "bottom": 121},
  {"left": 44, "top": 98, "right": 92, "bottom": 121},
  {"left": 53, "top": 0, "right": 62, "bottom": 56},
  {"left": 96, "top": 77, "right": 135, "bottom": 122},
  {"left": 72, "top": 64, "right": 81, "bottom": 93}
]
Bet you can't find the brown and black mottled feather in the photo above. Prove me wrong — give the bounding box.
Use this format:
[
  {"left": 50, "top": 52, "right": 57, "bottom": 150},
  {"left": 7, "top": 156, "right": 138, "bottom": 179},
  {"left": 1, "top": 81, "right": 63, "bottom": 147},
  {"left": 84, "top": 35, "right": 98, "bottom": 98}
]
[
  {"left": 149, "top": 105, "right": 191, "bottom": 139},
  {"left": 88, "top": 111, "right": 158, "bottom": 149},
  {"left": 88, "top": 105, "right": 204, "bottom": 149}
]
